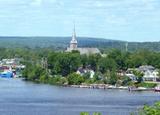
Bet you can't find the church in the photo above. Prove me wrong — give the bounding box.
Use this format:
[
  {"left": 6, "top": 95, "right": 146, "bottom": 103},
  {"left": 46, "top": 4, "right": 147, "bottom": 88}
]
[{"left": 66, "top": 26, "right": 101, "bottom": 55}]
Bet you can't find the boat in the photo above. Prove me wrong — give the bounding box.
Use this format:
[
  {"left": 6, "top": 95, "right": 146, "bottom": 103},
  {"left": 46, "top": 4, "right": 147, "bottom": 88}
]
[
  {"left": 155, "top": 86, "right": 160, "bottom": 92},
  {"left": 0, "top": 71, "right": 13, "bottom": 78}
]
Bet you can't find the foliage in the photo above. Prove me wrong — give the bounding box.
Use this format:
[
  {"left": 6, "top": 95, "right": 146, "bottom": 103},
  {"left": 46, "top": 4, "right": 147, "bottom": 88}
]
[
  {"left": 158, "top": 69, "right": 160, "bottom": 77},
  {"left": 80, "top": 112, "right": 101, "bottom": 115},
  {"left": 93, "top": 72, "right": 102, "bottom": 82},
  {"left": 132, "top": 101, "right": 160, "bottom": 115},
  {"left": 0, "top": 37, "right": 160, "bottom": 52},
  {"left": 138, "top": 82, "right": 157, "bottom": 88},
  {"left": 83, "top": 72, "right": 91, "bottom": 80},
  {"left": 108, "top": 49, "right": 128, "bottom": 70},
  {"left": 93, "top": 112, "right": 101, "bottom": 115},
  {"left": 133, "top": 70, "right": 144, "bottom": 83},
  {"left": 1, "top": 47, "right": 160, "bottom": 87},
  {"left": 48, "top": 76, "right": 67, "bottom": 85},
  {"left": 98, "top": 57, "right": 116, "bottom": 74},
  {"left": 121, "top": 76, "right": 132, "bottom": 86},
  {"left": 108, "top": 70, "right": 118, "bottom": 85},
  {"left": 48, "top": 52, "right": 81, "bottom": 76},
  {"left": 80, "top": 112, "right": 89, "bottom": 115},
  {"left": 67, "top": 73, "right": 84, "bottom": 85}
]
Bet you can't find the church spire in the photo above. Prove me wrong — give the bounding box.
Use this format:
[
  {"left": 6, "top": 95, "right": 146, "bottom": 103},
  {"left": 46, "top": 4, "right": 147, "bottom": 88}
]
[
  {"left": 72, "top": 22, "right": 76, "bottom": 41},
  {"left": 70, "top": 22, "right": 78, "bottom": 49}
]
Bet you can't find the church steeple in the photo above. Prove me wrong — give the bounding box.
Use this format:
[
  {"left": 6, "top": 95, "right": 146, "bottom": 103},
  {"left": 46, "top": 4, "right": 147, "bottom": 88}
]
[
  {"left": 70, "top": 23, "right": 78, "bottom": 50},
  {"left": 72, "top": 23, "right": 76, "bottom": 41}
]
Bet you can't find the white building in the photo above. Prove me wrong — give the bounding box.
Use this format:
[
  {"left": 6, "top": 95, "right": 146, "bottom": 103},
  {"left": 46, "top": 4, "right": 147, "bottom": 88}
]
[
  {"left": 76, "top": 67, "right": 95, "bottom": 78},
  {"left": 126, "top": 66, "right": 159, "bottom": 82},
  {"left": 143, "top": 69, "right": 159, "bottom": 81},
  {"left": 66, "top": 25, "right": 101, "bottom": 55}
]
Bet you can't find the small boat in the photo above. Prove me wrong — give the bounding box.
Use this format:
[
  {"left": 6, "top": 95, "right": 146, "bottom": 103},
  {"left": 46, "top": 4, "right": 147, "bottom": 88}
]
[
  {"left": 155, "top": 86, "right": 160, "bottom": 92},
  {"left": 0, "top": 71, "right": 13, "bottom": 78}
]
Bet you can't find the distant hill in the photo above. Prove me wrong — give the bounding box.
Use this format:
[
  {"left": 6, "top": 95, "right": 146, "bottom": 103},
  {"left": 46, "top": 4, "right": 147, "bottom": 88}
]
[{"left": 0, "top": 36, "right": 159, "bottom": 52}]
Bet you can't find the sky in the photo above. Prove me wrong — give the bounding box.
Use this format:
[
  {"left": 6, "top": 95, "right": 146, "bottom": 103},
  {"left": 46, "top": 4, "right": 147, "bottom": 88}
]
[{"left": 0, "top": 0, "right": 160, "bottom": 42}]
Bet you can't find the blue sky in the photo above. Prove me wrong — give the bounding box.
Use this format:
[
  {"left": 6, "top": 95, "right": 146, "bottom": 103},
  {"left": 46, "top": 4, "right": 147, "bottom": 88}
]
[{"left": 0, "top": 0, "right": 160, "bottom": 42}]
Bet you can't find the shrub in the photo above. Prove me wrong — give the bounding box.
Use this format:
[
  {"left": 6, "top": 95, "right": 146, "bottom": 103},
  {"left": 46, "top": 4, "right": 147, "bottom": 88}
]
[
  {"left": 80, "top": 112, "right": 89, "bottom": 115},
  {"left": 139, "top": 82, "right": 157, "bottom": 88},
  {"left": 68, "top": 73, "right": 84, "bottom": 85}
]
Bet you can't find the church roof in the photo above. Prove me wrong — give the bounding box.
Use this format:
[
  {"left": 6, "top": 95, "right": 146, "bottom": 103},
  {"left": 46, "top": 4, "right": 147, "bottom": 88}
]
[
  {"left": 77, "top": 48, "right": 100, "bottom": 55},
  {"left": 66, "top": 47, "right": 101, "bottom": 55}
]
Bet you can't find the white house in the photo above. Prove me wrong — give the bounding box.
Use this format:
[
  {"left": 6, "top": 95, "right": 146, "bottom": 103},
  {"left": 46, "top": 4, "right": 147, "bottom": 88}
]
[
  {"left": 126, "top": 66, "right": 159, "bottom": 82},
  {"left": 143, "top": 69, "right": 159, "bottom": 81},
  {"left": 76, "top": 67, "right": 95, "bottom": 78},
  {"left": 125, "top": 73, "right": 137, "bottom": 81}
]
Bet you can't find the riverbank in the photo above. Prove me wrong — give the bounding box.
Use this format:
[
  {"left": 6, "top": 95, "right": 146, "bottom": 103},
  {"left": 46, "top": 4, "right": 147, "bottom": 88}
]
[
  {"left": 22, "top": 77, "right": 157, "bottom": 92},
  {"left": 63, "top": 84, "right": 155, "bottom": 91}
]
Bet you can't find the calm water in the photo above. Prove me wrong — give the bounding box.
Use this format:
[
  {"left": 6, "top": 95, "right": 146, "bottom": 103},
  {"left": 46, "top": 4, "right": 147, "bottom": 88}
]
[{"left": 0, "top": 78, "right": 159, "bottom": 115}]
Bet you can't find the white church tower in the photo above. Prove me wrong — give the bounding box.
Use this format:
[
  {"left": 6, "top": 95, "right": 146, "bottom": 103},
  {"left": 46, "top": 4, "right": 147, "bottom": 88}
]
[
  {"left": 66, "top": 24, "right": 101, "bottom": 55},
  {"left": 70, "top": 24, "right": 78, "bottom": 50}
]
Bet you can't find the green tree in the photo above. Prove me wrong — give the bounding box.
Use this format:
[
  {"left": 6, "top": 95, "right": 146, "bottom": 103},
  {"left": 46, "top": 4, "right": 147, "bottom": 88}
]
[
  {"left": 108, "top": 70, "right": 118, "bottom": 85},
  {"left": 68, "top": 73, "right": 84, "bottom": 85},
  {"left": 108, "top": 49, "right": 128, "bottom": 70},
  {"left": 133, "top": 70, "right": 144, "bottom": 83},
  {"left": 121, "top": 76, "right": 132, "bottom": 86},
  {"left": 98, "top": 57, "right": 116, "bottom": 74},
  {"left": 80, "top": 112, "right": 89, "bottom": 115}
]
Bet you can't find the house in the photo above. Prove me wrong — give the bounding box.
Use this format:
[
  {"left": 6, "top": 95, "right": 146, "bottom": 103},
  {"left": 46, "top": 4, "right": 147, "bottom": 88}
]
[
  {"left": 76, "top": 67, "right": 95, "bottom": 78},
  {"left": 125, "top": 73, "right": 137, "bottom": 81},
  {"left": 127, "top": 66, "right": 159, "bottom": 82},
  {"left": 137, "top": 65, "right": 155, "bottom": 72},
  {"left": 138, "top": 65, "right": 159, "bottom": 81},
  {"left": 125, "top": 68, "right": 137, "bottom": 81},
  {"left": 143, "top": 69, "right": 159, "bottom": 81}
]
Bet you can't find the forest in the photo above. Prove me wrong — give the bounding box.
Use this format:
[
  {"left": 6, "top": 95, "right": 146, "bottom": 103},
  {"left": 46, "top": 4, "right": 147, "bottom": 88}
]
[{"left": 0, "top": 36, "right": 160, "bottom": 52}]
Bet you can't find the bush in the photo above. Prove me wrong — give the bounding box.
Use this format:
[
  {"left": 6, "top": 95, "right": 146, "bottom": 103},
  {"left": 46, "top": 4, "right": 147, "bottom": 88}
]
[
  {"left": 80, "top": 112, "right": 101, "bottom": 115},
  {"left": 39, "top": 74, "right": 49, "bottom": 83},
  {"left": 93, "top": 112, "right": 101, "bottom": 115},
  {"left": 68, "top": 73, "right": 84, "bottom": 85},
  {"left": 80, "top": 112, "right": 89, "bottom": 115},
  {"left": 132, "top": 101, "right": 160, "bottom": 115},
  {"left": 48, "top": 76, "right": 67, "bottom": 85},
  {"left": 138, "top": 82, "right": 157, "bottom": 88},
  {"left": 121, "top": 76, "right": 132, "bottom": 86},
  {"left": 84, "top": 79, "right": 94, "bottom": 84}
]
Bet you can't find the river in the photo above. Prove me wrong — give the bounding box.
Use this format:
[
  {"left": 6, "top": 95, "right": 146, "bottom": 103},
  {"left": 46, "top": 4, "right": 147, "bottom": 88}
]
[{"left": 0, "top": 78, "right": 159, "bottom": 115}]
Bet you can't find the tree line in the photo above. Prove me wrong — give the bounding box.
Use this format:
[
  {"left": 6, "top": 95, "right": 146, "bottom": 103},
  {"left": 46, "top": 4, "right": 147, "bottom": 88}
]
[
  {"left": 20, "top": 48, "right": 160, "bottom": 86},
  {"left": 0, "top": 48, "right": 160, "bottom": 86}
]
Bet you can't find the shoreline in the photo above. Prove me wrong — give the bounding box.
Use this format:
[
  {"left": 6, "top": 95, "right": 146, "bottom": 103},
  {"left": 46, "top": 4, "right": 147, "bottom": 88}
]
[
  {"left": 19, "top": 78, "right": 157, "bottom": 92},
  {"left": 63, "top": 84, "right": 155, "bottom": 91}
]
